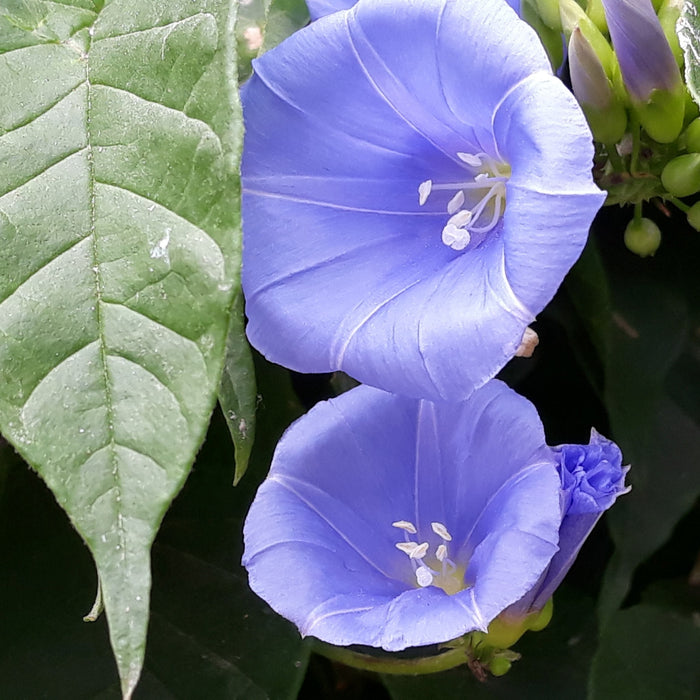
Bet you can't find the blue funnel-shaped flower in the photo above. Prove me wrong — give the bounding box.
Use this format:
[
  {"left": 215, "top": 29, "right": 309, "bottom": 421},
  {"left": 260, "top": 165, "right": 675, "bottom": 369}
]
[
  {"left": 306, "top": 0, "right": 356, "bottom": 20},
  {"left": 243, "top": 381, "right": 628, "bottom": 651},
  {"left": 242, "top": 0, "right": 604, "bottom": 402}
]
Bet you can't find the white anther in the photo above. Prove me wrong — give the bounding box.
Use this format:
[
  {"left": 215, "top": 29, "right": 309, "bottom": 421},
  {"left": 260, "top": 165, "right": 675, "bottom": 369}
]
[
  {"left": 515, "top": 327, "right": 539, "bottom": 358},
  {"left": 411, "top": 542, "right": 430, "bottom": 559},
  {"left": 396, "top": 541, "right": 420, "bottom": 556},
  {"left": 418, "top": 179, "right": 432, "bottom": 206},
  {"left": 436, "top": 544, "right": 448, "bottom": 562},
  {"left": 446, "top": 190, "right": 465, "bottom": 215},
  {"left": 447, "top": 210, "right": 472, "bottom": 228},
  {"left": 457, "top": 152, "right": 483, "bottom": 167},
  {"left": 442, "top": 224, "right": 471, "bottom": 251},
  {"left": 474, "top": 172, "right": 489, "bottom": 183},
  {"left": 392, "top": 520, "right": 417, "bottom": 534},
  {"left": 431, "top": 522, "right": 453, "bottom": 541},
  {"left": 415, "top": 566, "right": 434, "bottom": 587}
]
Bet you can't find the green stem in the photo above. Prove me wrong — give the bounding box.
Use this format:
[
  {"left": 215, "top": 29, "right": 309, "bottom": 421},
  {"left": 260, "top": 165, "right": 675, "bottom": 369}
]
[
  {"left": 634, "top": 200, "right": 643, "bottom": 222},
  {"left": 629, "top": 115, "right": 642, "bottom": 175},
  {"left": 313, "top": 641, "right": 470, "bottom": 675},
  {"left": 606, "top": 143, "right": 625, "bottom": 172},
  {"left": 666, "top": 195, "right": 690, "bottom": 213}
]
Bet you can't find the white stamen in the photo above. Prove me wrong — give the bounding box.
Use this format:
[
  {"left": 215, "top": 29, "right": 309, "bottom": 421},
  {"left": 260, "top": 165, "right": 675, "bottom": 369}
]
[
  {"left": 474, "top": 172, "right": 489, "bottom": 183},
  {"left": 446, "top": 190, "right": 465, "bottom": 215},
  {"left": 411, "top": 542, "right": 430, "bottom": 559},
  {"left": 447, "top": 210, "right": 472, "bottom": 228},
  {"left": 396, "top": 541, "right": 420, "bottom": 556},
  {"left": 457, "top": 152, "right": 483, "bottom": 167},
  {"left": 392, "top": 520, "right": 417, "bottom": 534},
  {"left": 418, "top": 179, "right": 432, "bottom": 206},
  {"left": 442, "top": 224, "right": 471, "bottom": 251},
  {"left": 436, "top": 544, "right": 448, "bottom": 562},
  {"left": 416, "top": 566, "right": 434, "bottom": 587},
  {"left": 431, "top": 522, "right": 453, "bottom": 541}
]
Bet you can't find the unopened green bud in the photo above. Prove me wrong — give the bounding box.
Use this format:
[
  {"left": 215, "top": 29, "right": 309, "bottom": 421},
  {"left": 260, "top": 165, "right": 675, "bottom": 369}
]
[
  {"left": 569, "top": 27, "right": 627, "bottom": 143},
  {"left": 586, "top": 0, "right": 608, "bottom": 34},
  {"left": 683, "top": 118, "right": 700, "bottom": 153},
  {"left": 528, "top": 0, "right": 563, "bottom": 32},
  {"left": 624, "top": 217, "right": 662, "bottom": 257},
  {"left": 522, "top": 1, "right": 566, "bottom": 70},
  {"left": 489, "top": 656, "right": 512, "bottom": 677},
  {"left": 687, "top": 201, "right": 700, "bottom": 231},
  {"left": 661, "top": 153, "right": 700, "bottom": 197}
]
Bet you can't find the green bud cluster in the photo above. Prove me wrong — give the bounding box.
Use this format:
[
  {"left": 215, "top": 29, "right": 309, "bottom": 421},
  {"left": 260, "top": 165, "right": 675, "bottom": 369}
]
[{"left": 520, "top": 0, "right": 700, "bottom": 256}]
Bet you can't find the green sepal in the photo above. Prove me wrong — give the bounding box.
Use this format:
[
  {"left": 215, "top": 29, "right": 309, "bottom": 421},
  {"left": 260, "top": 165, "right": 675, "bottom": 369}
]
[{"left": 635, "top": 85, "right": 686, "bottom": 143}]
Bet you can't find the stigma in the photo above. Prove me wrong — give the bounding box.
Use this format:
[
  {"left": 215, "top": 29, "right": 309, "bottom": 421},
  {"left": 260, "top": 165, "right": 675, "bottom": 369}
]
[
  {"left": 418, "top": 152, "right": 510, "bottom": 251},
  {"left": 392, "top": 520, "right": 467, "bottom": 596}
]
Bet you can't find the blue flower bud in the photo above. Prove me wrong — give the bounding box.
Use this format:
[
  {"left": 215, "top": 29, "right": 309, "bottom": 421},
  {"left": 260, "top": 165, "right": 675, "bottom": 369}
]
[
  {"left": 601, "top": 0, "right": 684, "bottom": 143},
  {"left": 569, "top": 27, "right": 627, "bottom": 144}
]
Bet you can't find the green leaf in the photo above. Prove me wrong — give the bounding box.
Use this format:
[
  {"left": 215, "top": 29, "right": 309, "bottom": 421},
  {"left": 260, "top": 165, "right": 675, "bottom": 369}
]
[
  {"left": 589, "top": 605, "right": 700, "bottom": 699},
  {"left": 219, "top": 290, "right": 257, "bottom": 484},
  {"left": 0, "top": 1, "right": 242, "bottom": 696},
  {"left": 597, "top": 267, "right": 700, "bottom": 623},
  {"left": 260, "top": 0, "right": 309, "bottom": 54},
  {"left": 679, "top": 1, "right": 700, "bottom": 108}
]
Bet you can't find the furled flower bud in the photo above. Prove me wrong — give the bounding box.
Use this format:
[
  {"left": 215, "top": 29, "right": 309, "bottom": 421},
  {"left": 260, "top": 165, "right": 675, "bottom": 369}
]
[
  {"left": 601, "top": 0, "right": 684, "bottom": 143},
  {"left": 569, "top": 27, "right": 627, "bottom": 144}
]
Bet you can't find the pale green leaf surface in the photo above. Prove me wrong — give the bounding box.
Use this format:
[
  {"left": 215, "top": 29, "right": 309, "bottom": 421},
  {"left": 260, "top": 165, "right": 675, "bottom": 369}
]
[
  {"left": 679, "top": 0, "right": 700, "bottom": 107},
  {"left": 0, "top": 0, "right": 242, "bottom": 696}
]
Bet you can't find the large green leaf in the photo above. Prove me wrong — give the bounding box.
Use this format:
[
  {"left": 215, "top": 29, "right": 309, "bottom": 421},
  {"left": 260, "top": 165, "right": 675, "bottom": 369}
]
[
  {"left": 0, "top": 0, "right": 242, "bottom": 696},
  {"left": 679, "top": 0, "right": 700, "bottom": 108},
  {"left": 589, "top": 604, "right": 700, "bottom": 699}
]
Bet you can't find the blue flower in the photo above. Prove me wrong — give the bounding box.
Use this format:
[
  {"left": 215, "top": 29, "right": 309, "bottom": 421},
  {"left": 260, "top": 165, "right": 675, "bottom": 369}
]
[
  {"left": 242, "top": 380, "right": 628, "bottom": 650},
  {"left": 242, "top": 0, "right": 605, "bottom": 401}
]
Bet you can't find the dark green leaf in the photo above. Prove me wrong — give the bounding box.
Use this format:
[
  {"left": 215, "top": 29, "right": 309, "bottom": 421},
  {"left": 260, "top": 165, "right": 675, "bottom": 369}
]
[
  {"left": 219, "top": 290, "right": 257, "bottom": 484},
  {"left": 589, "top": 605, "right": 700, "bottom": 700},
  {"left": 0, "top": 1, "right": 242, "bottom": 694}
]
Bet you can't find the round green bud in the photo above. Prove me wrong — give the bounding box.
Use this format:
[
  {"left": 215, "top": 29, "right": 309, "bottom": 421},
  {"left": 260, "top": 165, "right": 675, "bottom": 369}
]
[
  {"left": 687, "top": 201, "right": 700, "bottom": 231},
  {"left": 489, "top": 656, "right": 512, "bottom": 677},
  {"left": 684, "top": 119, "right": 700, "bottom": 153},
  {"left": 661, "top": 153, "right": 700, "bottom": 198},
  {"left": 624, "top": 217, "right": 662, "bottom": 257}
]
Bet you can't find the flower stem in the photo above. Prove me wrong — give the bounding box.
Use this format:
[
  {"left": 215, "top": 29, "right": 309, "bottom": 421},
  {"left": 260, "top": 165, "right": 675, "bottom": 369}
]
[{"left": 312, "top": 640, "right": 470, "bottom": 675}]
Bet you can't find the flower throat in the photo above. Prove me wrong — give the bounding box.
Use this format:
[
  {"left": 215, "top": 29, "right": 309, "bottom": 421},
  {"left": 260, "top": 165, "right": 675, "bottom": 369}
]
[
  {"left": 392, "top": 520, "right": 467, "bottom": 595},
  {"left": 418, "top": 152, "right": 510, "bottom": 251}
]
